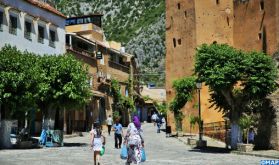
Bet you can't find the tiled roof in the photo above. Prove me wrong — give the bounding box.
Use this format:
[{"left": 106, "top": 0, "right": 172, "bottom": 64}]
[{"left": 25, "top": 0, "right": 66, "bottom": 18}]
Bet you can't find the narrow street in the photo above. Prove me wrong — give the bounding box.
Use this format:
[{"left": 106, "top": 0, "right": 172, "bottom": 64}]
[{"left": 0, "top": 123, "right": 268, "bottom": 165}]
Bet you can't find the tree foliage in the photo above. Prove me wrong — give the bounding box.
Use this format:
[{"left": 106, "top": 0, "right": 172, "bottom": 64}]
[
  {"left": 0, "top": 45, "right": 41, "bottom": 118},
  {"left": 37, "top": 54, "right": 91, "bottom": 111},
  {"left": 169, "top": 76, "right": 196, "bottom": 117},
  {"left": 195, "top": 44, "right": 278, "bottom": 118},
  {"left": 110, "top": 79, "right": 135, "bottom": 113},
  {"left": 0, "top": 45, "right": 92, "bottom": 119}
]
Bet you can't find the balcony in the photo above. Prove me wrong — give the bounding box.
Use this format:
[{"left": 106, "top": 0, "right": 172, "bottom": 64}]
[
  {"left": 24, "top": 31, "right": 32, "bottom": 41},
  {"left": 49, "top": 40, "right": 56, "bottom": 48},
  {"left": 9, "top": 27, "right": 17, "bottom": 35},
  {"left": 108, "top": 60, "right": 130, "bottom": 74},
  {"left": 66, "top": 46, "right": 97, "bottom": 61}
]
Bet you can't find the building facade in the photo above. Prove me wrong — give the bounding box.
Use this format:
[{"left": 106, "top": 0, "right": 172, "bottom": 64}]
[
  {"left": 65, "top": 15, "right": 135, "bottom": 132},
  {"left": 166, "top": 0, "right": 279, "bottom": 148},
  {"left": 0, "top": 0, "right": 66, "bottom": 55}
]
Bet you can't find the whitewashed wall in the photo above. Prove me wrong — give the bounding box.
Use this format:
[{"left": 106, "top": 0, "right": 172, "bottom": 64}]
[{"left": 0, "top": 0, "right": 65, "bottom": 55}]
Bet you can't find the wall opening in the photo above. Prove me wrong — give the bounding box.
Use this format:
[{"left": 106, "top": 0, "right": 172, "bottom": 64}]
[
  {"left": 173, "top": 38, "right": 176, "bottom": 48},
  {"left": 260, "top": 1, "right": 264, "bottom": 10},
  {"left": 216, "top": 0, "right": 219, "bottom": 5},
  {"left": 177, "top": 3, "right": 180, "bottom": 10},
  {"left": 213, "top": 41, "right": 217, "bottom": 44},
  {"left": 184, "top": 11, "right": 187, "bottom": 18},
  {"left": 227, "top": 17, "right": 230, "bottom": 26},
  {"left": 178, "top": 39, "right": 182, "bottom": 45},
  {"left": 258, "top": 32, "right": 262, "bottom": 40}
]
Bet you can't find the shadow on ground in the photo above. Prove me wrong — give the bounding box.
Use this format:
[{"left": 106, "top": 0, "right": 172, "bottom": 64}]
[
  {"left": 63, "top": 143, "right": 88, "bottom": 147},
  {"left": 189, "top": 146, "right": 231, "bottom": 154}
]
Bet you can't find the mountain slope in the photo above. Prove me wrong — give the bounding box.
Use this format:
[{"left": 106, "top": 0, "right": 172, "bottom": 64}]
[{"left": 52, "top": 0, "right": 166, "bottom": 86}]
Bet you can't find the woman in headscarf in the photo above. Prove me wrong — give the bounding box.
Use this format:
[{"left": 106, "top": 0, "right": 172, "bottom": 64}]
[{"left": 124, "top": 116, "right": 144, "bottom": 165}]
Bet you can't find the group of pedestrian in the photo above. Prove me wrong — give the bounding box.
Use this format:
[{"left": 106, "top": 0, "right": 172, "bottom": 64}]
[{"left": 89, "top": 115, "right": 145, "bottom": 165}]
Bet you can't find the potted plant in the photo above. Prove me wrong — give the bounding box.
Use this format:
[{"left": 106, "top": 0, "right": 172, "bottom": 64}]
[{"left": 237, "top": 113, "right": 255, "bottom": 152}]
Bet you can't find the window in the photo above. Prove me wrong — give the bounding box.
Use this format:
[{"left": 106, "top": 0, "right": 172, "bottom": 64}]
[
  {"left": 177, "top": 3, "right": 180, "bottom": 9},
  {"left": 0, "top": 11, "right": 3, "bottom": 31},
  {"left": 9, "top": 15, "right": 17, "bottom": 35},
  {"left": 216, "top": 0, "right": 219, "bottom": 4},
  {"left": 173, "top": 38, "right": 176, "bottom": 48},
  {"left": 49, "top": 30, "right": 56, "bottom": 48},
  {"left": 84, "top": 17, "right": 92, "bottom": 24},
  {"left": 227, "top": 17, "right": 230, "bottom": 26},
  {"left": 260, "top": 1, "right": 264, "bottom": 10},
  {"left": 178, "top": 39, "right": 182, "bottom": 45},
  {"left": 77, "top": 18, "right": 83, "bottom": 24},
  {"left": 38, "top": 25, "right": 44, "bottom": 43},
  {"left": 184, "top": 11, "right": 187, "bottom": 18},
  {"left": 24, "top": 21, "right": 32, "bottom": 40}
]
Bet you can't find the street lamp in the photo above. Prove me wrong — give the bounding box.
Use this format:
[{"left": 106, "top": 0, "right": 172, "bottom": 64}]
[{"left": 196, "top": 82, "right": 202, "bottom": 141}]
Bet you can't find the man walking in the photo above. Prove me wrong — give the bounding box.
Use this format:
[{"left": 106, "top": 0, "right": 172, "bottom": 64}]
[{"left": 106, "top": 115, "right": 113, "bottom": 136}]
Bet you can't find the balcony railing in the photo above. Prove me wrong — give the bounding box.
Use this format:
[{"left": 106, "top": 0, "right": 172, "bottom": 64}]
[
  {"left": 9, "top": 27, "right": 17, "bottom": 35},
  {"left": 49, "top": 40, "right": 56, "bottom": 48},
  {"left": 38, "top": 37, "right": 44, "bottom": 44},
  {"left": 66, "top": 46, "right": 97, "bottom": 61},
  {"left": 108, "top": 60, "right": 130, "bottom": 74},
  {"left": 24, "top": 31, "right": 32, "bottom": 41},
  {"left": 72, "top": 46, "right": 95, "bottom": 58}
]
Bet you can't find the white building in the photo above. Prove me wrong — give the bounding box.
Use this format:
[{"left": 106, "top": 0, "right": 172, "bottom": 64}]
[{"left": 0, "top": 0, "right": 66, "bottom": 55}]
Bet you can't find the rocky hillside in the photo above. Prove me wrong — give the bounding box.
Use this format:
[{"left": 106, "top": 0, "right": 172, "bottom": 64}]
[{"left": 52, "top": 0, "right": 166, "bottom": 87}]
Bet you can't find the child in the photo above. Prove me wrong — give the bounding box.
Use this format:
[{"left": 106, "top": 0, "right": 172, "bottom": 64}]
[{"left": 90, "top": 122, "right": 106, "bottom": 165}]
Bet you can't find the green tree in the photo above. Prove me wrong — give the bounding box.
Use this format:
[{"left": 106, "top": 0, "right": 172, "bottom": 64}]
[
  {"left": 37, "top": 54, "right": 92, "bottom": 129},
  {"left": 169, "top": 76, "right": 196, "bottom": 131},
  {"left": 194, "top": 43, "right": 277, "bottom": 149},
  {"left": 0, "top": 45, "right": 41, "bottom": 119}
]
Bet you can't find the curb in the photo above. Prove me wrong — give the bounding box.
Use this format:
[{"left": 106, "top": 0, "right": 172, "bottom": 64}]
[
  {"left": 175, "top": 136, "right": 279, "bottom": 159},
  {"left": 231, "top": 151, "right": 279, "bottom": 159}
]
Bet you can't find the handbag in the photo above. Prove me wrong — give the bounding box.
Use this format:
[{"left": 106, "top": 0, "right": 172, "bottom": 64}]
[
  {"left": 120, "top": 145, "right": 128, "bottom": 159},
  {"left": 141, "top": 148, "right": 146, "bottom": 162},
  {"left": 100, "top": 146, "right": 105, "bottom": 156}
]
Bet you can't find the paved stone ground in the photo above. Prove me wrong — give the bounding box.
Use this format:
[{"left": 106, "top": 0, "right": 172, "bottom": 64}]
[{"left": 0, "top": 123, "right": 270, "bottom": 165}]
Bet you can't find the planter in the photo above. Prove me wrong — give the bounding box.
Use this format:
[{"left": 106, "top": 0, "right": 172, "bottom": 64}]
[
  {"left": 187, "top": 138, "right": 196, "bottom": 145},
  {"left": 237, "top": 143, "right": 254, "bottom": 152},
  {"left": 196, "top": 140, "right": 207, "bottom": 148}
]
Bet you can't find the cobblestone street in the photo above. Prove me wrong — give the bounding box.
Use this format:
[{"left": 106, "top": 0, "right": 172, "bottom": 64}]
[{"left": 0, "top": 123, "right": 268, "bottom": 165}]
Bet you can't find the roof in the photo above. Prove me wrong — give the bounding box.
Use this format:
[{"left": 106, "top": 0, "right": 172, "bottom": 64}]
[
  {"left": 25, "top": 0, "right": 66, "bottom": 18},
  {"left": 140, "top": 86, "right": 166, "bottom": 103}
]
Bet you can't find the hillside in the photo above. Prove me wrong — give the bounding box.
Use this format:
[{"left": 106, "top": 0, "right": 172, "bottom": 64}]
[{"left": 52, "top": 0, "right": 166, "bottom": 87}]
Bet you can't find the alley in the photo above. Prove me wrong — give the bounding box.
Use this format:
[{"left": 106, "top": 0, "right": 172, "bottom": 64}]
[{"left": 0, "top": 123, "right": 268, "bottom": 165}]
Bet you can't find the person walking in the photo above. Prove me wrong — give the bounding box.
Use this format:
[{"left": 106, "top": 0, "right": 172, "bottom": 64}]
[
  {"left": 113, "top": 119, "right": 123, "bottom": 149},
  {"left": 124, "top": 116, "right": 144, "bottom": 165},
  {"left": 151, "top": 113, "right": 158, "bottom": 126},
  {"left": 156, "top": 113, "right": 163, "bottom": 133},
  {"left": 106, "top": 115, "right": 113, "bottom": 136},
  {"left": 90, "top": 122, "right": 106, "bottom": 165}
]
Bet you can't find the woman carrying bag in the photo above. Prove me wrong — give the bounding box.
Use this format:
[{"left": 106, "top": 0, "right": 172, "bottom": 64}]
[
  {"left": 123, "top": 116, "right": 145, "bottom": 165},
  {"left": 90, "top": 122, "right": 106, "bottom": 165}
]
